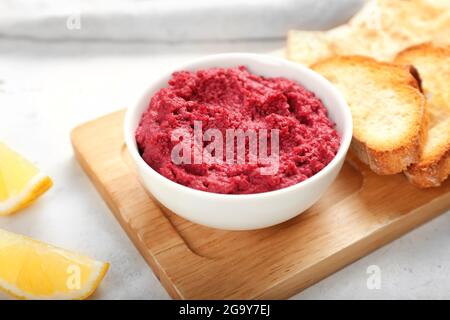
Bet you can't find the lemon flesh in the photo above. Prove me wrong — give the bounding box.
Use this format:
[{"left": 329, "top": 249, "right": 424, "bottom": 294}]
[
  {"left": 0, "top": 142, "right": 53, "bottom": 215},
  {"left": 0, "top": 229, "right": 109, "bottom": 300}
]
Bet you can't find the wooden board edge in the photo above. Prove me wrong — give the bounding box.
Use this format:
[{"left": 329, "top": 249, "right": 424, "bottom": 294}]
[
  {"left": 71, "top": 118, "right": 188, "bottom": 300},
  {"left": 255, "top": 194, "right": 450, "bottom": 299}
]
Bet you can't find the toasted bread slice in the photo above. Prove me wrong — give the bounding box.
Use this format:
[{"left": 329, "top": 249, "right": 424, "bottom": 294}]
[
  {"left": 395, "top": 43, "right": 450, "bottom": 187},
  {"left": 287, "top": 26, "right": 351, "bottom": 67},
  {"left": 287, "top": 0, "right": 450, "bottom": 66},
  {"left": 312, "top": 56, "right": 426, "bottom": 174}
]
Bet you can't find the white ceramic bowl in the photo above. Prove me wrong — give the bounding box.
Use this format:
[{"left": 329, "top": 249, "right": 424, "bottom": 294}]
[{"left": 124, "top": 53, "right": 352, "bottom": 230}]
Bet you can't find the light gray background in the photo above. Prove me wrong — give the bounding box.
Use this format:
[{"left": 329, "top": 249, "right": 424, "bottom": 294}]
[{"left": 0, "top": 0, "right": 449, "bottom": 300}]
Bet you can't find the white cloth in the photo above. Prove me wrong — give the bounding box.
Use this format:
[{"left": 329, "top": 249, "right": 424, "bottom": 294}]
[{"left": 0, "top": 0, "right": 365, "bottom": 41}]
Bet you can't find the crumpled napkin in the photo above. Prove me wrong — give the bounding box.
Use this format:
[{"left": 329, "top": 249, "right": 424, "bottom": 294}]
[{"left": 0, "top": 0, "right": 365, "bottom": 42}]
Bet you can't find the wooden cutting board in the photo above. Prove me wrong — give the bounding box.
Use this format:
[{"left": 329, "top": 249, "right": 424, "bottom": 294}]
[{"left": 71, "top": 110, "right": 450, "bottom": 299}]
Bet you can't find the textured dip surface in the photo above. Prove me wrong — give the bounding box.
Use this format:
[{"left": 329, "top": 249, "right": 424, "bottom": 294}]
[{"left": 136, "top": 66, "right": 340, "bottom": 194}]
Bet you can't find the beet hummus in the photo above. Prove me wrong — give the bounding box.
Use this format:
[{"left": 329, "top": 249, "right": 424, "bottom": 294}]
[{"left": 136, "top": 66, "right": 340, "bottom": 194}]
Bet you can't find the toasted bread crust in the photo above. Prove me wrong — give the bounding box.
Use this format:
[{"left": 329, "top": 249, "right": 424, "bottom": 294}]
[
  {"left": 395, "top": 42, "right": 450, "bottom": 64},
  {"left": 312, "top": 56, "right": 426, "bottom": 175},
  {"left": 395, "top": 43, "right": 450, "bottom": 187},
  {"left": 405, "top": 149, "right": 450, "bottom": 187}
]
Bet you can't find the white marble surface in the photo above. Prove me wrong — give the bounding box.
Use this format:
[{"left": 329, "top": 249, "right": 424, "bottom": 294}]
[{"left": 0, "top": 39, "right": 449, "bottom": 300}]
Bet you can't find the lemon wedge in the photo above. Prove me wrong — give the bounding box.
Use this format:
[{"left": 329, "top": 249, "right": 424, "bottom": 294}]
[
  {"left": 0, "top": 142, "right": 53, "bottom": 215},
  {"left": 0, "top": 229, "right": 109, "bottom": 300}
]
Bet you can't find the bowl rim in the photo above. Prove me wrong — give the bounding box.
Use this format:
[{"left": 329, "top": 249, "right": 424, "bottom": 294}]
[{"left": 124, "top": 52, "right": 353, "bottom": 200}]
